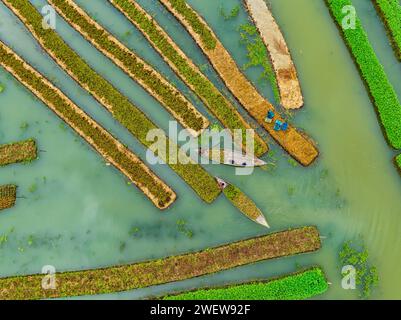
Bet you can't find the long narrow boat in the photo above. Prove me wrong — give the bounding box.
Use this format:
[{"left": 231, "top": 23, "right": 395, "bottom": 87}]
[
  {"left": 244, "top": 0, "right": 304, "bottom": 109},
  {"left": 199, "top": 148, "right": 266, "bottom": 167},
  {"left": 216, "top": 177, "right": 269, "bottom": 228},
  {"left": 158, "top": 0, "right": 318, "bottom": 166}
]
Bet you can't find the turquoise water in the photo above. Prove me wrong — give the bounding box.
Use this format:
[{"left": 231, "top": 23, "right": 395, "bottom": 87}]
[{"left": 0, "top": 0, "right": 400, "bottom": 299}]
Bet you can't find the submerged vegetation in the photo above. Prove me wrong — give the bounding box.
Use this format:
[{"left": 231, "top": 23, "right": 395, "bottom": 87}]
[
  {"left": 5, "top": 0, "right": 220, "bottom": 203},
  {"left": 48, "top": 0, "right": 208, "bottom": 135},
  {"left": 0, "top": 185, "right": 17, "bottom": 211},
  {"left": 163, "top": 267, "right": 328, "bottom": 300},
  {"left": 239, "top": 23, "right": 280, "bottom": 103},
  {"left": 110, "top": 0, "right": 268, "bottom": 157},
  {"left": 219, "top": 4, "right": 240, "bottom": 21},
  {"left": 0, "top": 226, "right": 321, "bottom": 299},
  {"left": 326, "top": 0, "right": 401, "bottom": 149},
  {"left": 0, "top": 139, "right": 37, "bottom": 166},
  {"left": 339, "top": 239, "right": 379, "bottom": 299},
  {"left": 374, "top": 0, "right": 401, "bottom": 61},
  {"left": 176, "top": 219, "right": 194, "bottom": 238},
  {"left": 0, "top": 41, "right": 175, "bottom": 209}
]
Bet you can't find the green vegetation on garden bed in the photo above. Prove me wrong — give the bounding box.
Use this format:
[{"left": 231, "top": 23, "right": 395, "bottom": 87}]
[
  {"left": 396, "top": 154, "right": 401, "bottom": 171},
  {"left": 110, "top": 0, "right": 268, "bottom": 157},
  {"left": 0, "top": 41, "right": 175, "bottom": 209},
  {"left": 0, "top": 185, "right": 17, "bottom": 211},
  {"left": 0, "top": 226, "right": 321, "bottom": 299},
  {"left": 163, "top": 267, "right": 328, "bottom": 300},
  {"left": 373, "top": 0, "right": 401, "bottom": 61},
  {"left": 5, "top": 0, "right": 220, "bottom": 203},
  {"left": 326, "top": 0, "right": 401, "bottom": 149},
  {"left": 163, "top": 0, "right": 216, "bottom": 50},
  {"left": 48, "top": 0, "right": 208, "bottom": 135},
  {"left": 0, "top": 139, "right": 37, "bottom": 166}
]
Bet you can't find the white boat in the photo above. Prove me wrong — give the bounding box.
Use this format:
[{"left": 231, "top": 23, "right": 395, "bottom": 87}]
[{"left": 198, "top": 148, "right": 266, "bottom": 167}]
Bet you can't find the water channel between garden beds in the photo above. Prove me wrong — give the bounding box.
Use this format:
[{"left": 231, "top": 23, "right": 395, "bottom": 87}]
[{"left": 0, "top": 0, "right": 400, "bottom": 299}]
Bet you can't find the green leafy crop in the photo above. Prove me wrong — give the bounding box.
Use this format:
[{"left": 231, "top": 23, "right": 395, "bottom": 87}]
[
  {"left": 326, "top": 0, "right": 401, "bottom": 149},
  {"left": 164, "top": 267, "right": 328, "bottom": 300}
]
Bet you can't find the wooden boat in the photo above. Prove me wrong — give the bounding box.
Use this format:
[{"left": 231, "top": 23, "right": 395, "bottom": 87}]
[
  {"left": 216, "top": 177, "right": 269, "bottom": 228},
  {"left": 199, "top": 148, "right": 266, "bottom": 167}
]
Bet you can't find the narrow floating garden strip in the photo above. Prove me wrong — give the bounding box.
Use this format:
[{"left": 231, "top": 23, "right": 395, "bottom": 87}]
[
  {"left": 0, "top": 184, "right": 17, "bottom": 211},
  {"left": 243, "top": 0, "right": 304, "bottom": 109},
  {"left": 326, "top": 0, "right": 401, "bottom": 149},
  {"left": 109, "top": 0, "right": 268, "bottom": 157},
  {"left": 158, "top": 0, "right": 318, "bottom": 166},
  {"left": 163, "top": 266, "right": 328, "bottom": 300},
  {"left": 0, "top": 40, "right": 175, "bottom": 209},
  {"left": 373, "top": 0, "right": 401, "bottom": 61},
  {"left": 48, "top": 0, "right": 208, "bottom": 137},
  {"left": 0, "top": 226, "right": 321, "bottom": 299},
  {"left": 4, "top": 0, "right": 220, "bottom": 203},
  {"left": 0, "top": 138, "right": 37, "bottom": 166}
]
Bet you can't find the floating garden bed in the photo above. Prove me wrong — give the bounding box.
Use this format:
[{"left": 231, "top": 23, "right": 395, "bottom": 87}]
[
  {"left": 0, "top": 40, "right": 175, "bottom": 209},
  {"left": 373, "top": 0, "right": 401, "bottom": 61},
  {"left": 243, "top": 0, "right": 304, "bottom": 110},
  {"left": 0, "top": 226, "right": 321, "bottom": 299},
  {"left": 163, "top": 266, "right": 328, "bottom": 300},
  {"left": 0, "top": 139, "right": 37, "bottom": 166},
  {"left": 326, "top": 0, "right": 401, "bottom": 150},
  {"left": 0, "top": 185, "right": 17, "bottom": 211},
  {"left": 158, "top": 0, "right": 319, "bottom": 166},
  {"left": 396, "top": 155, "right": 401, "bottom": 172},
  {"left": 4, "top": 0, "right": 220, "bottom": 203},
  {"left": 110, "top": 0, "right": 268, "bottom": 157},
  {"left": 48, "top": 0, "right": 208, "bottom": 137}
]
